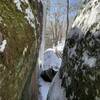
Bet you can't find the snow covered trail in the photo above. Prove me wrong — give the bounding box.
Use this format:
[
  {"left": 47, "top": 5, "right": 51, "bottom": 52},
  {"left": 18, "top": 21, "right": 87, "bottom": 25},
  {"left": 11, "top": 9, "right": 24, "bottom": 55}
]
[
  {"left": 38, "top": 41, "right": 65, "bottom": 100},
  {"left": 38, "top": 48, "right": 62, "bottom": 100},
  {"left": 47, "top": 72, "right": 66, "bottom": 100},
  {"left": 39, "top": 77, "right": 51, "bottom": 100}
]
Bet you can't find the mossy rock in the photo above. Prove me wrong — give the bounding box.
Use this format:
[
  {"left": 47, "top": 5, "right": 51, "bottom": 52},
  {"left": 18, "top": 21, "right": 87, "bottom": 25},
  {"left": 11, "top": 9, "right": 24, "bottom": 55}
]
[
  {"left": 60, "top": 0, "right": 100, "bottom": 100},
  {"left": 0, "top": 0, "right": 43, "bottom": 100}
]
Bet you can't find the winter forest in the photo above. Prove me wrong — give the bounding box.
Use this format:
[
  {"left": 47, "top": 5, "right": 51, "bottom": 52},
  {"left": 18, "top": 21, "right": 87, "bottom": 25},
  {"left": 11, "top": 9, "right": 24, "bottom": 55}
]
[{"left": 0, "top": 0, "right": 100, "bottom": 100}]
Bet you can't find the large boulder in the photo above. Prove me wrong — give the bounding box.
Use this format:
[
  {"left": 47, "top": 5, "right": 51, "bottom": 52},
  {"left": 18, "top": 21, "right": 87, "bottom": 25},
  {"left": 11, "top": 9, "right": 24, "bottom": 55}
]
[
  {"left": 40, "top": 48, "right": 62, "bottom": 82},
  {"left": 43, "top": 48, "right": 62, "bottom": 71},
  {"left": 0, "top": 0, "right": 43, "bottom": 100},
  {"left": 40, "top": 68, "right": 57, "bottom": 82},
  {"left": 47, "top": 0, "right": 100, "bottom": 100}
]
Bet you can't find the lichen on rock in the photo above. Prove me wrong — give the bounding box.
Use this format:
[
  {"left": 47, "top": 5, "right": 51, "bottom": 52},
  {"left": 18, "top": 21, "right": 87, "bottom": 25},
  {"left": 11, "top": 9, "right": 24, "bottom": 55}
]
[{"left": 47, "top": 0, "right": 100, "bottom": 100}]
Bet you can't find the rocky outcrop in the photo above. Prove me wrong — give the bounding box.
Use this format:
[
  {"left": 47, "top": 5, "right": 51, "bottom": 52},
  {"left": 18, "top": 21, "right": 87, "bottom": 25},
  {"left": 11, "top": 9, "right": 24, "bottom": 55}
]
[
  {"left": 41, "top": 68, "right": 57, "bottom": 82},
  {"left": 47, "top": 0, "right": 100, "bottom": 100},
  {"left": 0, "top": 0, "right": 43, "bottom": 100}
]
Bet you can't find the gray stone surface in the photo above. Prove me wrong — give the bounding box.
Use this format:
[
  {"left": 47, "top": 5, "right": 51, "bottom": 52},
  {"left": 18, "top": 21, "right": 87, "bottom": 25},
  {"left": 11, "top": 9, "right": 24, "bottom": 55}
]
[{"left": 47, "top": 0, "right": 100, "bottom": 100}]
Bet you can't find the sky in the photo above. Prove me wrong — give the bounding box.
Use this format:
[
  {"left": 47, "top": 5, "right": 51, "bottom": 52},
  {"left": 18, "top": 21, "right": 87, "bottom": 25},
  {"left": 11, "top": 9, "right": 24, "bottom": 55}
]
[
  {"left": 50, "top": 0, "right": 78, "bottom": 5},
  {"left": 48, "top": 0, "right": 78, "bottom": 18},
  {"left": 70, "top": 0, "right": 78, "bottom": 4}
]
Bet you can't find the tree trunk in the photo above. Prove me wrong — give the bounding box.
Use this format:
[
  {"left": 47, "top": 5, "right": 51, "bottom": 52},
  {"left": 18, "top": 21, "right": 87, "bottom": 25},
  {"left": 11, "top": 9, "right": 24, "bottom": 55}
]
[{"left": 66, "top": 0, "right": 69, "bottom": 37}]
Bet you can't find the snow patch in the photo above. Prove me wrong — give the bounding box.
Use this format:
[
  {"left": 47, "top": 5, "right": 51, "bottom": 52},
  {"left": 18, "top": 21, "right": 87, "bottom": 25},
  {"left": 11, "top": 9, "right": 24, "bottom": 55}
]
[
  {"left": 39, "top": 77, "right": 51, "bottom": 100},
  {"left": 47, "top": 72, "right": 67, "bottom": 100},
  {"left": 44, "top": 48, "right": 55, "bottom": 53},
  {"left": 82, "top": 51, "right": 96, "bottom": 68},
  {"left": 43, "top": 48, "right": 62, "bottom": 71},
  {"left": 14, "top": 0, "right": 22, "bottom": 11},
  {"left": 91, "top": 0, "right": 98, "bottom": 6},
  {"left": 23, "top": 45, "right": 28, "bottom": 56},
  {"left": 0, "top": 40, "right": 7, "bottom": 52},
  {"left": 53, "top": 41, "right": 65, "bottom": 52},
  {"left": 88, "top": 7, "right": 97, "bottom": 27},
  {"left": 14, "top": 0, "right": 29, "bottom": 12},
  {"left": 14, "top": 0, "right": 35, "bottom": 28},
  {"left": 25, "top": 7, "right": 35, "bottom": 28},
  {"left": 72, "top": 1, "right": 100, "bottom": 34}
]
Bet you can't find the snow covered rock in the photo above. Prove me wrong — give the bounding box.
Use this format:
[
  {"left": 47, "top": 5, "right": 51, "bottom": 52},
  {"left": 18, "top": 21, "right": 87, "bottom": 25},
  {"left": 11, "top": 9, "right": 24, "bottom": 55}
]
[
  {"left": 53, "top": 41, "right": 65, "bottom": 53},
  {"left": 43, "top": 48, "right": 62, "bottom": 71},
  {"left": 48, "top": 0, "right": 100, "bottom": 100},
  {"left": 40, "top": 48, "right": 62, "bottom": 82}
]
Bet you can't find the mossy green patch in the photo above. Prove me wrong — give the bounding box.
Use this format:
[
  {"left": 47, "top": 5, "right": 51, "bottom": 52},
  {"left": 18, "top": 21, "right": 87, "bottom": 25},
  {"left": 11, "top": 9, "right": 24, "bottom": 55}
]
[{"left": 0, "top": 0, "right": 42, "bottom": 100}]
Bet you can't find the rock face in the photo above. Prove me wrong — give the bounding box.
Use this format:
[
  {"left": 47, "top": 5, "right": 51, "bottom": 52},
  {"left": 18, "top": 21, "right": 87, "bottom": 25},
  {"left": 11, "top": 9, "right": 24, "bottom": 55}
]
[
  {"left": 47, "top": 0, "right": 100, "bottom": 100},
  {"left": 0, "top": 0, "right": 43, "bottom": 100},
  {"left": 43, "top": 48, "right": 62, "bottom": 71},
  {"left": 40, "top": 48, "right": 62, "bottom": 82},
  {"left": 41, "top": 68, "right": 57, "bottom": 82}
]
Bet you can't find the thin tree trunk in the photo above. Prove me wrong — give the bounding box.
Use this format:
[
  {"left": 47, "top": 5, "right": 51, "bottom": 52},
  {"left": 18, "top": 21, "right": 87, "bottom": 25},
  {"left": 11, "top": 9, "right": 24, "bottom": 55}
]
[{"left": 66, "top": 0, "right": 69, "bottom": 37}]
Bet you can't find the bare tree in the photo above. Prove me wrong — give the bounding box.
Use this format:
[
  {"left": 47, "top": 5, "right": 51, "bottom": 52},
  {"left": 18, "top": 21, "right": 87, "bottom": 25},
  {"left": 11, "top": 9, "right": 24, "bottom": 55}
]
[
  {"left": 46, "top": 1, "right": 67, "bottom": 47},
  {"left": 66, "top": 0, "right": 69, "bottom": 37},
  {"left": 47, "top": 12, "right": 64, "bottom": 46}
]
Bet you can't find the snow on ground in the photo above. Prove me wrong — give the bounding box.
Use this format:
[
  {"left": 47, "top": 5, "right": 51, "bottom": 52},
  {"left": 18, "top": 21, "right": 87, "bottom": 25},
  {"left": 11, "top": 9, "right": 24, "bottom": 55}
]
[
  {"left": 39, "top": 77, "right": 51, "bottom": 100},
  {"left": 43, "top": 41, "right": 65, "bottom": 71},
  {"left": 43, "top": 48, "right": 62, "bottom": 71},
  {"left": 53, "top": 40, "right": 65, "bottom": 52},
  {"left": 0, "top": 40, "right": 7, "bottom": 52},
  {"left": 39, "top": 72, "right": 67, "bottom": 100},
  {"left": 39, "top": 48, "right": 62, "bottom": 100},
  {"left": 47, "top": 72, "right": 67, "bottom": 100},
  {"left": 39, "top": 41, "right": 65, "bottom": 100}
]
